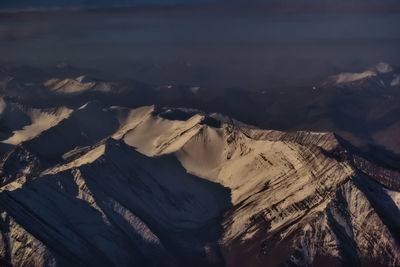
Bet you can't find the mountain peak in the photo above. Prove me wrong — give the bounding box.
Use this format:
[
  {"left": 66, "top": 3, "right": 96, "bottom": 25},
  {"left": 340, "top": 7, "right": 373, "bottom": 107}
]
[
  {"left": 1, "top": 101, "right": 400, "bottom": 266},
  {"left": 328, "top": 62, "right": 399, "bottom": 88},
  {"left": 375, "top": 62, "right": 393, "bottom": 73}
]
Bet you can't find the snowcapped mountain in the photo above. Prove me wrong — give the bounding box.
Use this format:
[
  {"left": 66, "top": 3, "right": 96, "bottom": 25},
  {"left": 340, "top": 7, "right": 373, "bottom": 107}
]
[
  {"left": 327, "top": 62, "right": 400, "bottom": 90},
  {"left": 1, "top": 100, "right": 400, "bottom": 266}
]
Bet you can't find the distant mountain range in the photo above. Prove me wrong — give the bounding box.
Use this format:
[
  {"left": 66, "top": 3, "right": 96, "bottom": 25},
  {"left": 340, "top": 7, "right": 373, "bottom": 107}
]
[{"left": 1, "top": 62, "right": 399, "bottom": 155}]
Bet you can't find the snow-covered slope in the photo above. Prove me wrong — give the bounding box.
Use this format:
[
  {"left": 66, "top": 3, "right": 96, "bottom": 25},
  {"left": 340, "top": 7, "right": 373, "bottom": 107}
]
[
  {"left": 0, "top": 100, "right": 73, "bottom": 153},
  {"left": 43, "top": 76, "right": 112, "bottom": 94},
  {"left": 2, "top": 107, "right": 72, "bottom": 145},
  {"left": 1, "top": 103, "right": 400, "bottom": 266},
  {"left": 330, "top": 62, "right": 400, "bottom": 88}
]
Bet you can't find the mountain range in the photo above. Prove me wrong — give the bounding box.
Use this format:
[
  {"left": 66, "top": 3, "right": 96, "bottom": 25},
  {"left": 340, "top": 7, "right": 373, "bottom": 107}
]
[
  {"left": 1, "top": 62, "right": 399, "bottom": 154},
  {"left": 0, "top": 65, "right": 400, "bottom": 265}
]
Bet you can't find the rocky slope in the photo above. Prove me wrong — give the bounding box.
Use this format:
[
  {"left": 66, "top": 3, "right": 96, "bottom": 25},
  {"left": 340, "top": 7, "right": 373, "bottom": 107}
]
[
  {"left": 0, "top": 102, "right": 400, "bottom": 266},
  {"left": 2, "top": 63, "right": 400, "bottom": 157}
]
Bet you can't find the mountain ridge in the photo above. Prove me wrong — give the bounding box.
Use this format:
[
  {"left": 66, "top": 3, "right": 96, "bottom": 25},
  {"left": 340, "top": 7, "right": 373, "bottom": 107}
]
[{"left": 1, "top": 101, "right": 400, "bottom": 266}]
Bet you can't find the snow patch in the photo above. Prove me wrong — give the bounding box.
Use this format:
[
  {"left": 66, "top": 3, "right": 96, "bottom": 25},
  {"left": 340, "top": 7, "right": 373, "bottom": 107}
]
[
  {"left": 375, "top": 62, "right": 393, "bottom": 73},
  {"left": 391, "top": 74, "right": 400, "bottom": 87},
  {"left": 333, "top": 70, "right": 376, "bottom": 84},
  {"left": 332, "top": 63, "right": 394, "bottom": 84},
  {"left": 42, "top": 144, "right": 105, "bottom": 175},
  {"left": 44, "top": 76, "right": 97, "bottom": 94},
  {"left": 2, "top": 107, "right": 73, "bottom": 145},
  {"left": 0, "top": 97, "right": 6, "bottom": 114},
  {"left": 123, "top": 112, "right": 204, "bottom": 156}
]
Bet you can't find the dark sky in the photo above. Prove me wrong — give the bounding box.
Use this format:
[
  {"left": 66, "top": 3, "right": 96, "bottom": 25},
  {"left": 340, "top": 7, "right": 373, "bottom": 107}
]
[
  {"left": 2, "top": 0, "right": 220, "bottom": 9},
  {"left": 1, "top": 0, "right": 400, "bottom": 10},
  {"left": 1, "top": 1, "right": 399, "bottom": 89},
  {"left": 1, "top": 5, "right": 399, "bottom": 89}
]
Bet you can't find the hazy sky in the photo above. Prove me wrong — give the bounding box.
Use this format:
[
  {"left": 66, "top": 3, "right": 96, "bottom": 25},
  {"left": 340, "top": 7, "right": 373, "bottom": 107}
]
[
  {"left": 2, "top": 0, "right": 400, "bottom": 10},
  {"left": 1, "top": 3, "right": 399, "bottom": 89},
  {"left": 1, "top": 0, "right": 219, "bottom": 9}
]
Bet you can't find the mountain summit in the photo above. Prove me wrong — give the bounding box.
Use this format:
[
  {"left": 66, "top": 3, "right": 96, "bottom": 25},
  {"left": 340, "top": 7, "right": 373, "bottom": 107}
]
[{"left": 1, "top": 102, "right": 400, "bottom": 266}]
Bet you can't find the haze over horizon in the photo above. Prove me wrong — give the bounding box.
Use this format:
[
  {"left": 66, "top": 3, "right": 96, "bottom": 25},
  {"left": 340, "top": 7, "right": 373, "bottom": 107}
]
[{"left": 1, "top": 2, "right": 400, "bottom": 89}]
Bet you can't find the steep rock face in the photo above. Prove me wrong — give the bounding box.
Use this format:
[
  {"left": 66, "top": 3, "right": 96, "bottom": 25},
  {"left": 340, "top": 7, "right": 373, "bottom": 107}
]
[
  {"left": 352, "top": 155, "right": 400, "bottom": 192},
  {"left": 288, "top": 177, "right": 400, "bottom": 267},
  {"left": 0, "top": 104, "right": 399, "bottom": 266},
  {"left": 0, "top": 145, "right": 42, "bottom": 188},
  {"left": 0, "top": 139, "right": 230, "bottom": 266},
  {"left": 0, "top": 213, "right": 57, "bottom": 267},
  {"left": 223, "top": 175, "right": 400, "bottom": 267}
]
